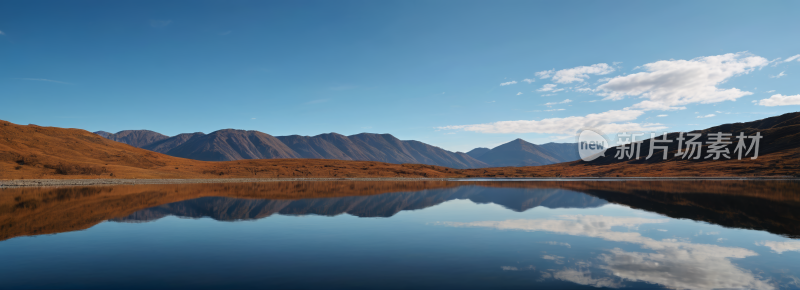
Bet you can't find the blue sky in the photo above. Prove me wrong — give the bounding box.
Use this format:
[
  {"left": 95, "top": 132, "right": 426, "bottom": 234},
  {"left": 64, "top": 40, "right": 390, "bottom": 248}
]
[{"left": 2, "top": 0, "right": 799, "bottom": 152}]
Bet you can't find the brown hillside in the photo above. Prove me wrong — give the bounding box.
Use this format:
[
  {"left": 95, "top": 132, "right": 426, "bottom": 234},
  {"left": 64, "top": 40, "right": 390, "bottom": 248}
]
[
  {"left": 0, "top": 120, "right": 460, "bottom": 179},
  {"left": 589, "top": 111, "right": 800, "bottom": 165},
  {"left": 2, "top": 115, "right": 800, "bottom": 180}
]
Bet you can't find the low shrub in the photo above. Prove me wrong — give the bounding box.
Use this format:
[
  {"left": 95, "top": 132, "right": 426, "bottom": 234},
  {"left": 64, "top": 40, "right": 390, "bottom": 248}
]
[{"left": 48, "top": 162, "right": 110, "bottom": 175}]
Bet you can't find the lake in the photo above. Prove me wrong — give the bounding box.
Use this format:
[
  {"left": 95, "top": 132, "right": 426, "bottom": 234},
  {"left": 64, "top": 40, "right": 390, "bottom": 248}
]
[{"left": 1, "top": 180, "right": 799, "bottom": 289}]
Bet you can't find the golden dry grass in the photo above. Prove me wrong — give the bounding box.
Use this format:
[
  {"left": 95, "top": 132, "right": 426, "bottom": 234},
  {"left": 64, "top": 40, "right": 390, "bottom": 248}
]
[{"left": 1, "top": 119, "right": 799, "bottom": 179}]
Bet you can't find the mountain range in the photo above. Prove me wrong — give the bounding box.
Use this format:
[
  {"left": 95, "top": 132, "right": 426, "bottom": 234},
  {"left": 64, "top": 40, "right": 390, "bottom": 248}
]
[
  {"left": 3, "top": 112, "right": 799, "bottom": 180},
  {"left": 92, "top": 129, "right": 580, "bottom": 168}
]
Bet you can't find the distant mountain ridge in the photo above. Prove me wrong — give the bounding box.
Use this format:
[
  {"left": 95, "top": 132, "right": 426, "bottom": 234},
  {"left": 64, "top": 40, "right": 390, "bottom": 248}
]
[
  {"left": 466, "top": 147, "right": 490, "bottom": 159},
  {"left": 169, "top": 130, "right": 301, "bottom": 161},
  {"left": 93, "top": 129, "right": 580, "bottom": 168},
  {"left": 469, "top": 139, "right": 580, "bottom": 167},
  {"left": 94, "top": 130, "right": 169, "bottom": 148}
]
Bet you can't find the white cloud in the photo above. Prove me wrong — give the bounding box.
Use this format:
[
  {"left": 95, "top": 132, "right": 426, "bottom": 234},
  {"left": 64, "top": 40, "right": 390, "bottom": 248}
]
[
  {"left": 437, "top": 109, "right": 666, "bottom": 134},
  {"left": 443, "top": 216, "right": 773, "bottom": 290},
  {"left": 535, "top": 69, "right": 555, "bottom": 79},
  {"left": 576, "top": 87, "right": 593, "bottom": 92},
  {"left": 542, "top": 254, "right": 564, "bottom": 260},
  {"left": 552, "top": 269, "right": 622, "bottom": 288},
  {"left": 542, "top": 241, "right": 571, "bottom": 248},
  {"left": 537, "top": 84, "right": 558, "bottom": 92},
  {"left": 657, "top": 114, "right": 668, "bottom": 117},
  {"left": 599, "top": 248, "right": 771, "bottom": 290},
  {"left": 766, "top": 90, "right": 776, "bottom": 93},
  {"left": 770, "top": 71, "right": 787, "bottom": 78},
  {"left": 755, "top": 240, "right": 800, "bottom": 254},
  {"left": 500, "top": 80, "right": 517, "bottom": 86},
  {"left": 695, "top": 230, "right": 719, "bottom": 236},
  {"left": 552, "top": 63, "right": 615, "bottom": 84},
  {"left": 596, "top": 52, "right": 769, "bottom": 110},
  {"left": 544, "top": 99, "right": 572, "bottom": 106},
  {"left": 758, "top": 94, "right": 800, "bottom": 106},
  {"left": 782, "top": 54, "right": 800, "bottom": 63},
  {"left": 516, "top": 92, "right": 523, "bottom": 95},
  {"left": 545, "top": 108, "right": 565, "bottom": 112},
  {"left": 697, "top": 114, "right": 715, "bottom": 118},
  {"left": 630, "top": 100, "right": 686, "bottom": 111},
  {"left": 523, "top": 78, "right": 535, "bottom": 83}
]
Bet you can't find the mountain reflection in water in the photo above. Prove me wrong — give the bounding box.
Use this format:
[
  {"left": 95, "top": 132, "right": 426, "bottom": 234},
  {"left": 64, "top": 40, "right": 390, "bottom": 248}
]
[
  {"left": 2, "top": 180, "right": 800, "bottom": 290},
  {"left": 2, "top": 180, "right": 800, "bottom": 240},
  {"left": 113, "top": 187, "right": 607, "bottom": 222}
]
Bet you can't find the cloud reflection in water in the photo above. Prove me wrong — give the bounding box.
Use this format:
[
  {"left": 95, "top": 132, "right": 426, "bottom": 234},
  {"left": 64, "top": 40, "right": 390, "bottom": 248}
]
[{"left": 443, "top": 215, "right": 774, "bottom": 290}]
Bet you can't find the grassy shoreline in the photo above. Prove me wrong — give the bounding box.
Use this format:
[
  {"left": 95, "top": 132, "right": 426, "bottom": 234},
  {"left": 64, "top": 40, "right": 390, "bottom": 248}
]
[{"left": 2, "top": 176, "right": 799, "bottom": 188}]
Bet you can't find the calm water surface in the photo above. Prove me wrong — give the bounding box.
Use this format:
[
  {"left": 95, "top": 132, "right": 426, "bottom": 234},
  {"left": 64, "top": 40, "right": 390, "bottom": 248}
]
[{"left": 1, "top": 180, "right": 799, "bottom": 289}]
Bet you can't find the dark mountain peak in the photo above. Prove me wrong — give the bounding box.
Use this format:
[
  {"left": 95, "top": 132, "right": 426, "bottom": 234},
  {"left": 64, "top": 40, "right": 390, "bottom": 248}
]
[
  {"left": 350, "top": 132, "right": 397, "bottom": 139},
  {"left": 497, "top": 138, "right": 536, "bottom": 149},
  {"left": 320, "top": 132, "right": 346, "bottom": 137},
  {"left": 95, "top": 130, "right": 169, "bottom": 148},
  {"left": 476, "top": 138, "right": 560, "bottom": 167},
  {"left": 280, "top": 132, "right": 488, "bottom": 168},
  {"left": 142, "top": 132, "right": 206, "bottom": 154},
  {"left": 310, "top": 132, "right": 348, "bottom": 140},
  {"left": 466, "top": 147, "right": 491, "bottom": 159},
  {"left": 209, "top": 128, "right": 253, "bottom": 135},
  {"left": 164, "top": 128, "right": 299, "bottom": 161},
  {"left": 116, "top": 129, "right": 162, "bottom": 135}
]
